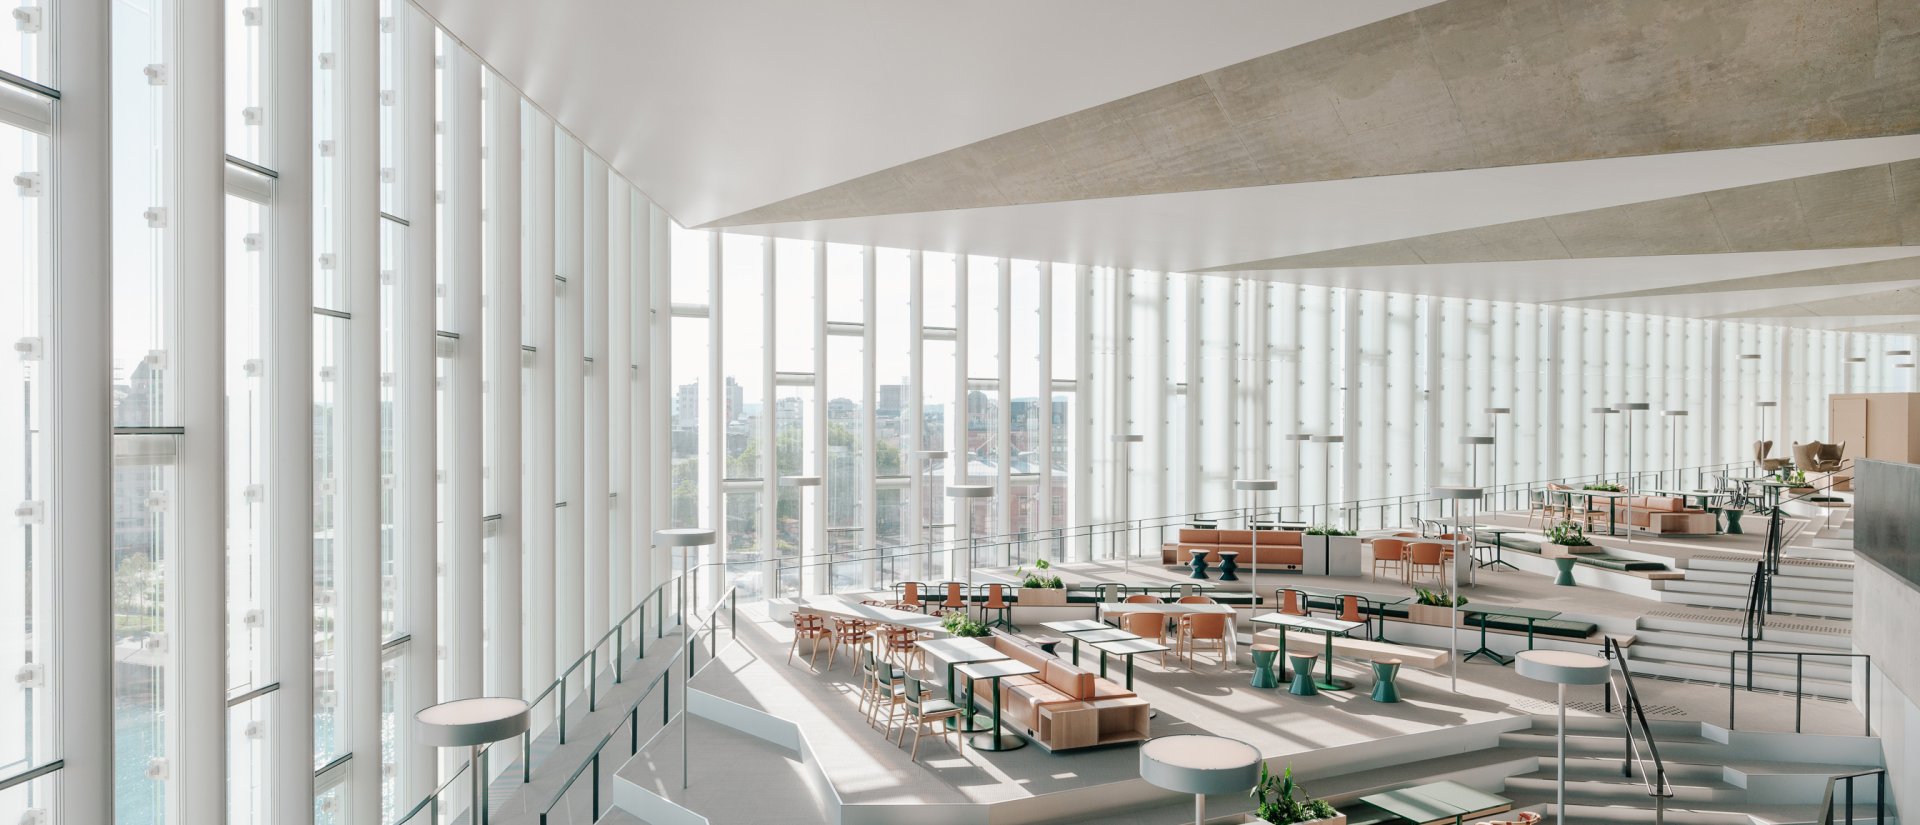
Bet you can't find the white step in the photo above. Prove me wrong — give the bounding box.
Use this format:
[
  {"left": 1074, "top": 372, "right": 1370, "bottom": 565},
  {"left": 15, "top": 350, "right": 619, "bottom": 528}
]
[
  {"left": 1504, "top": 766, "right": 1741, "bottom": 804},
  {"left": 1661, "top": 579, "right": 1854, "bottom": 605},
  {"left": 1500, "top": 797, "right": 1895, "bottom": 825},
  {"left": 1686, "top": 556, "right": 1855, "bottom": 581},
  {"left": 1654, "top": 590, "right": 1853, "bottom": 620},
  {"left": 1499, "top": 729, "right": 1731, "bottom": 763},
  {"left": 1630, "top": 643, "right": 1854, "bottom": 682},
  {"left": 1626, "top": 658, "right": 1852, "bottom": 698},
  {"left": 1637, "top": 613, "right": 1852, "bottom": 650},
  {"left": 1678, "top": 568, "right": 1854, "bottom": 593}
]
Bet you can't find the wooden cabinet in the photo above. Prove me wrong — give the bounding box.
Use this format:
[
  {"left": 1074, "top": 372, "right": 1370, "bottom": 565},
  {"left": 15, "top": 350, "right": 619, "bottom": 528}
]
[{"left": 1828, "top": 393, "right": 1920, "bottom": 464}]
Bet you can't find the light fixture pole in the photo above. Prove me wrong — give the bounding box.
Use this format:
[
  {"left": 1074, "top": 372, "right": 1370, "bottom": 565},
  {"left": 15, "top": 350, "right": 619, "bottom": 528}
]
[
  {"left": 1614, "top": 403, "right": 1649, "bottom": 543},
  {"left": 1432, "top": 485, "right": 1482, "bottom": 693},
  {"left": 654, "top": 527, "right": 716, "bottom": 789},
  {"left": 1312, "top": 435, "right": 1343, "bottom": 528},
  {"left": 1589, "top": 407, "right": 1617, "bottom": 483},
  {"left": 1459, "top": 436, "right": 1494, "bottom": 573},
  {"left": 912, "top": 450, "right": 949, "bottom": 581},
  {"left": 1234, "top": 479, "right": 1279, "bottom": 603},
  {"left": 1285, "top": 433, "right": 1314, "bottom": 523},
  {"left": 780, "top": 475, "right": 822, "bottom": 597},
  {"left": 1111, "top": 434, "right": 1143, "bottom": 570},
  {"left": 947, "top": 484, "right": 995, "bottom": 605},
  {"left": 1755, "top": 401, "right": 1777, "bottom": 472},
  {"left": 1663, "top": 410, "right": 1688, "bottom": 488},
  {"left": 1515, "top": 650, "right": 1611, "bottom": 825},
  {"left": 1485, "top": 408, "right": 1510, "bottom": 510}
]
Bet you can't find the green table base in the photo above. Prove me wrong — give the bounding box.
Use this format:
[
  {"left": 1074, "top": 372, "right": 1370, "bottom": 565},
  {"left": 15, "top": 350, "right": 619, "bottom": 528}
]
[
  {"left": 965, "top": 674, "right": 1026, "bottom": 751},
  {"left": 1288, "top": 654, "right": 1320, "bottom": 696},
  {"left": 1553, "top": 557, "right": 1577, "bottom": 586},
  {"left": 1316, "top": 629, "right": 1353, "bottom": 690},
  {"left": 1463, "top": 616, "right": 1515, "bottom": 666},
  {"left": 1250, "top": 647, "right": 1280, "bottom": 689},
  {"left": 944, "top": 661, "right": 994, "bottom": 733},
  {"left": 1370, "top": 661, "right": 1401, "bottom": 702}
]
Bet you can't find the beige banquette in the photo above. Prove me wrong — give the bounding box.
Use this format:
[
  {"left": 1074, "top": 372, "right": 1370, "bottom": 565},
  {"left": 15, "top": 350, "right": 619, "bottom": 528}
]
[
  {"left": 1159, "top": 528, "right": 1305, "bottom": 569},
  {"left": 981, "top": 631, "right": 1150, "bottom": 751},
  {"left": 1609, "top": 496, "right": 1717, "bottom": 534}
]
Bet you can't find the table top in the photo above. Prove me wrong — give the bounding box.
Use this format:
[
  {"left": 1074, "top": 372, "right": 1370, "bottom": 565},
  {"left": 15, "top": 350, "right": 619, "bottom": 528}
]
[
  {"left": 1470, "top": 526, "right": 1523, "bottom": 535},
  {"left": 1281, "top": 584, "right": 1412, "bottom": 606},
  {"left": 956, "top": 659, "right": 1040, "bottom": 681},
  {"left": 800, "top": 600, "right": 947, "bottom": 631},
  {"left": 1567, "top": 488, "right": 1628, "bottom": 498},
  {"left": 1094, "top": 637, "right": 1172, "bottom": 655},
  {"left": 1460, "top": 604, "right": 1562, "bottom": 621},
  {"left": 1040, "top": 619, "right": 1111, "bottom": 634},
  {"left": 916, "top": 637, "right": 1008, "bottom": 665},
  {"left": 1067, "top": 627, "right": 1139, "bottom": 643},
  {"left": 1098, "top": 602, "right": 1236, "bottom": 615},
  {"left": 1362, "top": 780, "right": 1510, "bottom": 823},
  {"left": 1250, "top": 612, "right": 1364, "bottom": 634},
  {"left": 1647, "top": 488, "right": 1730, "bottom": 498}
]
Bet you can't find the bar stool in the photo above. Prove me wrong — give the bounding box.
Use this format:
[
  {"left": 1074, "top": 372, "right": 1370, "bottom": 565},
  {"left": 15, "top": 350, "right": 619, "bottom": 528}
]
[
  {"left": 979, "top": 583, "right": 1016, "bottom": 631},
  {"left": 1370, "top": 658, "right": 1402, "bottom": 703},
  {"left": 1249, "top": 644, "right": 1281, "bottom": 688},
  {"left": 1287, "top": 653, "right": 1320, "bottom": 696}
]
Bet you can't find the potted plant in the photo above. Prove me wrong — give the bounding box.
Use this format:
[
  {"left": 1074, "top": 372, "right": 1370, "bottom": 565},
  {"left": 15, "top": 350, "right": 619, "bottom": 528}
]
[
  {"left": 1407, "top": 586, "right": 1466, "bottom": 627},
  {"left": 1581, "top": 482, "right": 1623, "bottom": 492},
  {"left": 1015, "top": 558, "right": 1068, "bottom": 606},
  {"left": 941, "top": 610, "right": 990, "bottom": 638},
  {"left": 1542, "top": 520, "right": 1599, "bottom": 557},
  {"left": 1246, "top": 763, "right": 1345, "bottom": 825},
  {"left": 1302, "top": 525, "right": 1363, "bottom": 576}
]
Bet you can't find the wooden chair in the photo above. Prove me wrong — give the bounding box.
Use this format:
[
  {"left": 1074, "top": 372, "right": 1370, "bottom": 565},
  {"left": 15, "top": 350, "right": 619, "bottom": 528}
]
[
  {"left": 892, "top": 581, "right": 926, "bottom": 612},
  {"left": 1124, "top": 593, "right": 1164, "bottom": 604},
  {"left": 1370, "top": 538, "right": 1406, "bottom": 583},
  {"left": 979, "top": 583, "right": 1015, "bottom": 630},
  {"left": 826, "top": 618, "right": 868, "bottom": 671},
  {"left": 860, "top": 648, "right": 907, "bottom": 729},
  {"left": 1334, "top": 594, "right": 1374, "bottom": 641},
  {"left": 1176, "top": 613, "right": 1230, "bottom": 670},
  {"left": 1175, "top": 595, "right": 1217, "bottom": 605},
  {"left": 881, "top": 625, "right": 923, "bottom": 672},
  {"left": 1408, "top": 542, "right": 1447, "bottom": 583},
  {"left": 892, "top": 673, "right": 963, "bottom": 761},
  {"left": 1168, "top": 583, "right": 1203, "bottom": 599},
  {"left": 938, "top": 581, "right": 968, "bottom": 617},
  {"left": 1530, "top": 487, "right": 1567, "bottom": 528},
  {"left": 1117, "top": 611, "right": 1171, "bottom": 664},
  {"left": 788, "top": 613, "right": 832, "bottom": 667},
  {"left": 1094, "top": 582, "right": 1128, "bottom": 602}
]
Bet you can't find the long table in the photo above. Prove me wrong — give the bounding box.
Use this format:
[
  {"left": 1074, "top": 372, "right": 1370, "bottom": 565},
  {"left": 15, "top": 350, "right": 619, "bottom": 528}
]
[
  {"left": 1459, "top": 604, "right": 1561, "bottom": 665},
  {"left": 1278, "top": 584, "right": 1411, "bottom": 641},
  {"left": 1094, "top": 602, "right": 1240, "bottom": 664},
  {"left": 1360, "top": 780, "right": 1511, "bottom": 825},
  {"left": 1250, "top": 612, "right": 1364, "bottom": 690},
  {"left": 797, "top": 600, "right": 947, "bottom": 632}
]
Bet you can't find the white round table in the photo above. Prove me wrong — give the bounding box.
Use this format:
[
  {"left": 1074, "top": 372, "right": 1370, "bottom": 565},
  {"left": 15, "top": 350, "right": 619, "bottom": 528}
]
[
  {"left": 1140, "top": 734, "right": 1263, "bottom": 825},
  {"left": 1516, "top": 650, "right": 1610, "bottom": 825},
  {"left": 416, "top": 697, "right": 532, "bottom": 825}
]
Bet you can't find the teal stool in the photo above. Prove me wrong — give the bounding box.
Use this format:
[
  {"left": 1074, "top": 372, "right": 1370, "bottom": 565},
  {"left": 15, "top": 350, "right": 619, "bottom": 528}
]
[
  {"left": 1724, "top": 508, "right": 1744, "bottom": 534},
  {"left": 1188, "top": 548, "right": 1211, "bottom": 580},
  {"left": 1370, "top": 659, "right": 1402, "bottom": 703},
  {"left": 1553, "top": 557, "right": 1578, "bottom": 586},
  {"left": 1287, "top": 654, "right": 1320, "bottom": 696},
  {"left": 1250, "top": 645, "right": 1281, "bottom": 689}
]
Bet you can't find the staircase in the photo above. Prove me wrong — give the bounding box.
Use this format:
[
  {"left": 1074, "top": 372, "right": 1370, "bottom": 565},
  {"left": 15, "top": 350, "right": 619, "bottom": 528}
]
[
  {"left": 1496, "top": 715, "right": 1889, "bottom": 824},
  {"left": 1657, "top": 555, "right": 1856, "bottom": 620}
]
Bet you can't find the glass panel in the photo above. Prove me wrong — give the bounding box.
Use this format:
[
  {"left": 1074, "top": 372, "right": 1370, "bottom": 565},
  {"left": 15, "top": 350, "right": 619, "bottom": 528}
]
[
  {"left": 825, "top": 335, "right": 863, "bottom": 591},
  {"left": 226, "top": 0, "right": 269, "bottom": 164},
  {"left": 225, "top": 194, "right": 269, "bottom": 697},
  {"left": 966, "top": 256, "right": 999, "bottom": 380},
  {"left": 0, "top": 121, "right": 48, "bottom": 779},
  {"left": 113, "top": 448, "right": 175, "bottom": 825},
  {"left": 874, "top": 248, "right": 909, "bottom": 478},
  {"left": 0, "top": 769, "right": 52, "bottom": 825},
  {"left": 723, "top": 491, "right": 763, "bottom": 601},
  {"left": 721, "top": 234, "right": 763, "bottom": 481},
  {"left": 1049, "top": 389, "right": 1074, "bottom": 527},
  {"left": 1050, "top": 263, "right": 1076, "bottom": 378},
  {"left": 112, "top": 0, "right": 176, "bottom": 431},
  {"left": 774, "top": 383, "right": 814, "bottom": 597},
  {"left": 380, "top": 221, "right": 400, "bottom": 640},
  {"left": 825, "top": 243, "right": 863, "bottom": 323},
  {"left": 921, "top": 339, "right": 953, "bottom": 532},
  {"left": 227, "top": 694, "right": 271, "bottom": 824},
  {"left": 0, "top": 0, "right": 48, "bottom": 83},
  {"left": 379, "top": 0, "right": 402, "bottom": 214},
  {"left": 313, "top": 0, "right": 343, "bottom": 312},
  {"left": 923, "top": 253, "right": 955, "bottom": 329},
  {"left": 669, "top": 223, "right": 709, "bottom": 305},
  {"left": 670, "top": 317, "right": 707, "bottom": 527},
  {"left": 773, "top": 238, "right": 814, "bottom": 373},
  {"left": 313, "top": 315, "right": 347, "bottom": 766}
]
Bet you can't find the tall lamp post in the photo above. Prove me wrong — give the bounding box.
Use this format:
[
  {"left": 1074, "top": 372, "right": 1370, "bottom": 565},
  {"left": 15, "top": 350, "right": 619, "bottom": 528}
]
[
  {"left": 1311, "top": 435, "right": 1344, "bottom": 528},
  {"left": 654, "top": 527, "right": 716, "bottom": 789},
  {"left": 947, "top": 484, "right": 995, "bottom": 605},
  {"left": 912, "top": 450, "right": 949, "bottom": 582},
  {"left": 1615, "top": 403, "right": 1650, "bottom": 544},
  {"left": 1431, "top": 485, "right": 1482, "bottom": 693},
  {"left": 1459, "top": 436, "right": 1494, "bottom": 573},
  {"left": 1755, "top": 400, "right": 1777, "bottom": 471},
  {"left": 780, "top": 475, "right": 822, "bottom": 597},
  {"left": 1663, "top": 410, "right": 1688, "bottom": 489},
  {"left": 1284, "top": 433, "right": 1314, "bottom": 523},
  {"left": 1589, "top": 407, "right": 1618, "bottom": 483},
  {"left": 415, "top": 697, "right": 531, "bottom": 825},
  {"left": 1234, "top": 479, "right": 1279, "bottom": 603},
  {"left": 1485, "top": 408, "right": 1510, "bottom": 510},
  {"left": 1111, "top": 434, "right": 1143, "bottom": 569}
]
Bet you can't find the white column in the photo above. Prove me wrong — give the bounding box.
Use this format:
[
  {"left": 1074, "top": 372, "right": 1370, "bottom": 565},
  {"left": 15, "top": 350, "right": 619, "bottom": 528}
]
[
  {"left": 906, "top": 251, "right": 926, "bottom": 577},
  {"left": 1073, "top": 266, "right": 1093, "bottom": 550},
  {"left": 1037, "top": 264, "right": 1054, "bottom": 538},
  {"left": 396, "top": 3, "right": 435, "bottom": 808},
  {"left": 760, "top": 240, "right": 779, "bottom": 592},
  {"left": 342, "top": 0, "right": 382, "bottom": 816},
  {"left": 485, "top": 73, "right": 524, "bottom": 700},
  {"left": 523, "top": 114, "right": 557, "bottom": 718},
  {"left": 176, "top": 0, "right": 227, "bottom": 818},
  {"left": 50, "top": 2, "right": 114, "bottom": 820},
  {"left": 444, "top": 43, "right": 485, "bottom": 700},
  {"left": 1340, "top": 293, "right": 1361, "bottom": 523},
  {"left": 583, "top": 156, "right": 610, "bottom": 641},
  {"left": 996, "top": 258, "right": 1012, "bottom": 538},
  {"left": 811, "top": 242, "right": 829, "bottom": 592},
  {"left": 608, "top": 184, "right": 633, "bottom": 628},
  {"left": 553, "top": 136, "right": 585, "bottom": 670},
  {"left": 647, "top": 206, "right": 673, "bottom": 593},
  {"left": 862, "top": 247, "right": 879, "bottom": 586},
  {"left": 704, "top": 231, "right": 723, "bottom": 607},
  {"left": 951, "top": 256, "right": 969, "bottom": 579}
]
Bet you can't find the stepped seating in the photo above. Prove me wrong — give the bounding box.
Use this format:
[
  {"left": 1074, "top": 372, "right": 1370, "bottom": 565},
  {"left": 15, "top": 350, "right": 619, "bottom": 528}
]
[
  {"left": 1489, "top": 533, "right": 1675, "bottom": 573},
  {"left": 1463, "top": 613, "right": 1600, "bottom": 640}
]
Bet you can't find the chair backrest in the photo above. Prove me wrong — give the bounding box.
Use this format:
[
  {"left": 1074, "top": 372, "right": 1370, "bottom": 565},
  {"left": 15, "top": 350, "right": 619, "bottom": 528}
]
[
  {"left": 1278, "top": 588, "right": 1307, "bottom": 616},
  {"left": 885, "top": 626, "right": 915, "bottom": 647},
  {"left": 1097, "top": 583, "right": 1127, "bottom": 601},
  {"left": 904, "top": 674, "right": 933, "bottom": 711},
  {"left": 1393, "top": 531, "right": 1420, "bottom": 538},
  {"left": 1409, "top": 542, "right": 1445, "bottom": 564},
  {"left": 943, "top": 582, "right": 964, "bottom": 604},
  {"left": 1118, "top": 611, "right": 1164, "bottom": 638},
  {"left": 1337, "top": 595, "right": 1363, "bottom": 623},
  {"left": 795, "top": 613, "right": 824, "bottom": 631},
  {"left": 1176, "top": 595, "right": 1216, "bottom": 604},
  {"left": 1172, "top": 583, "right": 1199, "bottom": 598},
  {"left": 1755, "top": 439, "right": 1773, "bottom": 462},
  {"left": 1371, "top": 538, "right": 1405, "bottom": 560},
  {"left": 1184, "top": 613, "right": 1228, "bottom": 638},
  {"left": 1124, "top": 594, "right": 1163, "bottom": 604},
  {"left": 835, "top": 617, "right": 864, "bottom": 635},
  {"left": 901, "top": 581, "right": 922, "bottom": 603},
  {"left": 984, "top": 583, "right": 1007, "bottom": 606}
]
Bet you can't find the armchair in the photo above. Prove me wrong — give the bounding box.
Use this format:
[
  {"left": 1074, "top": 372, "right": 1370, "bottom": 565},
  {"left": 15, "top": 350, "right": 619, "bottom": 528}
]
[
  {"left": 1791, "top": 440, "right": 1846, "bottom": 473},
  {"left": 1754, "top": 440, "right": 1790, "bottom": 472}
]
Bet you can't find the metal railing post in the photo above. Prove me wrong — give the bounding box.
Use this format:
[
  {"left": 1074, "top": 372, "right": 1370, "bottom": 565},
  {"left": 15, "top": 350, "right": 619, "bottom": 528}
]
[
  {"left": 522, "top": 731, "right": 532, "bottom": 783},
  {"left": 589, "top": 649, "right": 599, "bottom": 712},
  {"left": 558, "top": 673, "right": 568, "bottom": 744},
  {"left": 614, "top": 625, "right": 624, "bottom": 684}
]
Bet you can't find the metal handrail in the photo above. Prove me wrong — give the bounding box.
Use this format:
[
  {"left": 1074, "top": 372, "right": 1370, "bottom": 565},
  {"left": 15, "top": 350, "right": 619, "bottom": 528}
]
[
  {"left": 393, "top": 749, "right": 478, "bottom": 825},
  {"left": 1727, "top": 650, "right": 1872, "bottom": 736},
  {"left": 535, "top": 587, "right": 741, "bottom": 825},
  {"left": 1817, "top": 768, "right": 1888, "bottom": 825},
  {"left": 1603, "top": 637, "right": 1673, "bottom": 825},
  {"left": 1736, "top": 460, "right": 1854, "bottom": 645}
]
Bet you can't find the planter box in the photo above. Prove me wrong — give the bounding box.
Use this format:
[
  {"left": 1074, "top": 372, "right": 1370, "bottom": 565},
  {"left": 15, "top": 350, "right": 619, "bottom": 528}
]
[
  {"left": 1017, "top": 587, "right": 1067, "bottom": 606},
  {"left": 1302, "top": 535, "right": 1364, "bottom": 576},
  {"left": 1542, "top": 542, "right": 1600, "bottom": 558},
  {"left": 1407, "top": 603, "right": 1461, "bottom": 627},
  {"left": 1230, "top": 814, "right": 1345, "bottom": 825}
]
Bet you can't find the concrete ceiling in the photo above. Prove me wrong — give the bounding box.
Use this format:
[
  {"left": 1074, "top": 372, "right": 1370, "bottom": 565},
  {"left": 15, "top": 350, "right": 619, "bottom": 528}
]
[{"left": 419, "top": 0, "right": 1920, "bottom": 328}]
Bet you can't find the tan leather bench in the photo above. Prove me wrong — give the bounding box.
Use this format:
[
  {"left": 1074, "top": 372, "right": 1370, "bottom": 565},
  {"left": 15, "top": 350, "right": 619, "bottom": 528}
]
[{"left": 1161, "top": 528, "right": 1304, "bottom": 569}]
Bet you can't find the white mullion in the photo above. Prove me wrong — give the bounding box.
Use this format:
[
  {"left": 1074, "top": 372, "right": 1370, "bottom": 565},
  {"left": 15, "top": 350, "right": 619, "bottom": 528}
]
[
  {"left": 395, "top": 2, "right": 434, "bottom": 809},
  {"left": 761, "top": 239, "right": 779, "bottom": 593},
  {"left": 906, "top": 251, "right": 925, "bottom": 578},
  {"left": 484, "top": 71, "right": 523, "bottom": 701},
  {"left": 49, "top": 1, "right": 114, "bottom": 819},
  {"left": 443, "top": 42, "right": 485, "bottom": 700},
  {"left": 704, "top": 230, "right": 722, "bottom": 606},
  {"left": 582, "top": 155, "right": 610, "bottom": 638},
  {"left": 862, "top": 247, "right": 879, "bottom": 586},
  {"left": 1073, "top": 265, "right": 1092, "bottom": 550},
  {"left": 951, "top": 255, "right": 969, "bottom": 579},
  {"left": 811, "top": 242, "right": 829, "bottom": 593},
  {"left": 553, "top": 134, "right": 584, "bottom": 672},
  {"left": 1110, "top": 268, "right": 1127, "bottom": 532},
  {"left": 1543, "top": 305, "right": 1564, "bottom": 479},
  {"left": 342, "top": 0, "right": 382, "bottom": 816},
  {"left": 1340, "top": 292, "right": 1360, "bottom": 521},
  {"left": 1183, "top": 276, "right": 1201, "bottom": 516},
  {"left": 522, "top": 112, "right": 557, "bottom": 721},
  {"left": 647, "top": 206, "right": 672, "bottom": 591},
  {"left": 996, "top": 258, "right": 1012, "bottom": 538},
  {"left": 1037, "top": 264, "right": 1053, "bottom": 538},
  {"left": 607, "top": 183, "right": 633, "bottom": 635}
]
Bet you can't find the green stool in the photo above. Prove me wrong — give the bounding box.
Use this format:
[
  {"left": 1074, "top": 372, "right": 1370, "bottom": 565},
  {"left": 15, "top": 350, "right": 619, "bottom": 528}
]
[
  {"left": 1724, "top": 508, "right": 1744, "bottom": 534},
  {"left": 1250, "top": 644, "right": 1281, "bottom": 689},
  {"left": 1287, "top": 654, "right": 1320, "bottom": 696},
  {"left": 1370, "top": 659, "right": 1402, "bottom": 703},
  {"left": 1553, "top": 557, "right": 1578, "bottom": 586}
]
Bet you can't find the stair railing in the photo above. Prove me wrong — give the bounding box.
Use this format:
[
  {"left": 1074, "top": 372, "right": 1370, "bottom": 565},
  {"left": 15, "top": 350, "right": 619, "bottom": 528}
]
[
  {"left": 1602, "top": 637, "right": 1674, "bottom": 825},
  {"left": 1737, "top": 460, "right": 1854, "bottom": 648},
  {"left": 1818, "top": 768, "right": 1888, "bottom": 825},
  {"left": 1726, "top": 650, "right": 1872, "bottom": 736}
]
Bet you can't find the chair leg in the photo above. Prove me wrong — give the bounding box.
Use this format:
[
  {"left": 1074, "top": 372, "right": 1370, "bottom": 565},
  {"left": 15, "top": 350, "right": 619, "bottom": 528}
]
[{"left": 910, "top": 719, "right": 924, "bottom": 761}]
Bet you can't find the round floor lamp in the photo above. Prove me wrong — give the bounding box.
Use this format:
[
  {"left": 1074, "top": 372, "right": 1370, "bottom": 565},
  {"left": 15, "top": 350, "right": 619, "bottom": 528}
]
[
  {"left": 1140, "top": 734, "right": 1263, "bottom": 825},
  {"left": 1285, "top": 433, "right": 1314, "bottom": 523},
  {"left": 1312, "top": 434, "right": 1343, "bottom": 528},
  {"left": 1234, "top": 479, "right": 1279, "bottom": 603},
  {"left": 1754, "top": 400, "right": 1777, "bottom": 471},
  {"left": 947, "top": 484, "right": 995, "bottom": 606},
  {"left": 1111, "top": 434, "right": 1143, "bottom": 570},
  {"left": 1663, "top": 410, "right": 1688, "bottom": 488},
  {"left": 1589, "top": 407, "right": 1617, "bottom": 482},
  {"left": 1431, "top": 485, "right": 1481, "bottom": 693},
  {"left": 654, "top": 527, "right": 715, "bottom": 788},
  {"left": 1614, "top": 403, "right": 1650, "bottom": 543},
  {"left": 1485, "top": 408, "right": 1510, "bottom": 509},
  {"left": 912, "top": 450, "right": 949, "bottom": 581},
  {"left": 416, "top": 697, "right": 531, "bottom": 825},
  {"left": 780, "top": 476, "right": 822, "bottom": 595},
  {"left": 1516, "top": 650, "right": 1611, "bottom": 825}
]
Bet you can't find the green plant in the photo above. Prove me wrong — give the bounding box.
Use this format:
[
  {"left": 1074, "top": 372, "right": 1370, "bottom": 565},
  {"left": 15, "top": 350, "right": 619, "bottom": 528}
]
[
  {"left": 1413, "top": 586, "right": 1467, "bottom": 607},
  {"left": 1016, "top": 557, "right": 1065, "bottom": 589},
  {"left": 1250, "top": 763, "right": 1340, "bottom": 824},
  {"left": 941, "top": 610, "right": 990, "bottom": 638},
  {"left": 1304, "top": 524, "right": 1354, "bottom": 537},
  {"left": 1545, "top": 520, "right": 1593, "bottom": 547},
  {"left": 1582, "top": 482, "right": 1623, "bottom": 492}
]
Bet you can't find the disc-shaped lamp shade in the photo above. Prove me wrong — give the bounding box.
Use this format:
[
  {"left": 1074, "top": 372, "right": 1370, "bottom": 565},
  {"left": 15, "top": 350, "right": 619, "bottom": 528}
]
[
  {"left": 1284, "top": 433, "right": 1314, "bottom": 441},
  {"left": 1111, "top": 434, "right": 1144, "bottom": 443},
  {"left": 653, "top": 528, "right": 716, "bottom": 548},
  {"left": 914, "top": 450, "right": 949, "bottom": 460},
  {"left": 1486, "top": 407, "right": 1512, "bottom": 415},
  {"left": 1459, "top": 435, "right": 1496, "bottom": 445},
  {"left": 1613, "top": 402, "right": 1650, "bottom": 412},
  {"left": 1138, "top": 735, "right": 1262, "bottom": 796},
  {"left": 415, "top": 697, "right": 532, "bottom": 747},
  {"left": 946, "top": 484, "right": 994, "bottom": 499},
  {"left": 1589, "top": 407, "right": 1617, "bottom": 415},
  {"left": 1739, "top": 354, "right": 1763, "bottom": 360},
  {"left": 1755, "top": 401, "right": 1778, "bottom": 408},
  {"left": 1890, "top": 350, "right": 1912, "bottom": 357},
  {"left": 1847, "top": 357, "right": 1868, "bottom": 363},
  {"left": 1430, "top": 486, "right": 1484, "bottom": 501},
  {"left": 779, "top": 475, "right": 822, "bottom": 488},
  {"left": 1664, "top": 410, "right": 1688, "bottom": 416},
  {"left": 1900, "top": 363, "right": 1916, "bottom": 369},
  {"left": 1233, "top": 479, "right": 1280, "bottom": 492},
  {"left": 1514, "top": 650, "right": 1611, "bottom": 686},
  {"left": 1311, "top": 435, "right": 1344, "bottom": 443}
]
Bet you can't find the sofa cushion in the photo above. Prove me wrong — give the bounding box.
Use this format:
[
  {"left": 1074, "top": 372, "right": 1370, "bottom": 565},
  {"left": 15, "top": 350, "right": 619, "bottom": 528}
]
[
  {"left": 1256, "top": 530, "right": 1303, "bottom": 546},
  {"left": 1043, "top": 659, "right": 1095, "bottom": 699},
  {"left": 1252, "top": 545, "right": 1303, "bottom": 565},
  {"left": 1177, "top": 529, "right": 1220, "bottom": 544},
  {"left": 1215, "top": 529, "right": 1253, "bottom": 545}
]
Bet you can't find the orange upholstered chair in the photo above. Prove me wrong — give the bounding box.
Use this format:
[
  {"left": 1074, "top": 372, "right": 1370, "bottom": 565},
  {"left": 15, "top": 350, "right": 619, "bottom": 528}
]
[
  {"left": 1277, "top": 588, "right": 1310, "bottom": 617},
  {"left": 1176, "top": 613, "right": 1230, "bottom": 670},
  {"left": 1408, "top": 542, "right": 1446, "bottom": 582},
  {"left": 1371, "top": 538, "right": 1406, "bottom": 582}
]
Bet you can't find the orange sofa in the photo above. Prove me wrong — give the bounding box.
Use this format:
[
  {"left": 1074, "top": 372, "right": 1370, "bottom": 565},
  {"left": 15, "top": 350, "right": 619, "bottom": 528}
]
[
  {"left": 982, "top": 631, "right": 1149, "bottom": 751},
  {"left": 1159, "top": 528, "right": 1304, "bottom": 569}
]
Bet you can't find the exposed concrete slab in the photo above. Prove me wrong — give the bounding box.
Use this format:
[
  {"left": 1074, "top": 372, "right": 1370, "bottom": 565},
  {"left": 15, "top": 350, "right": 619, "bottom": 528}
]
[
  {"left": 1559, "top": 254, "right": 1920, "bottom": 302},
  {"left": 703, "top": 0, "right": 1920, "bottom": 228},
  {"left": 1715, "top": 285, "right": 1920, "bottom": 319}
]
